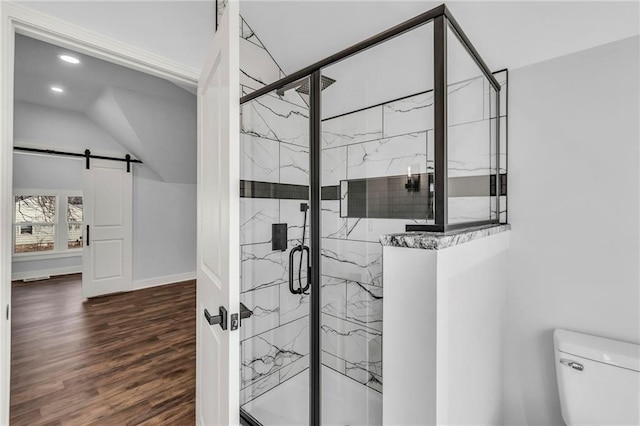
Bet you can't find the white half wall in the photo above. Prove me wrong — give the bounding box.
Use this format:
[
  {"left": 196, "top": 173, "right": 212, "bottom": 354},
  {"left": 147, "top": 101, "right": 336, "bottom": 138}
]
[{"left": 505, "top": 35, "right": 640, "bottom": 425}]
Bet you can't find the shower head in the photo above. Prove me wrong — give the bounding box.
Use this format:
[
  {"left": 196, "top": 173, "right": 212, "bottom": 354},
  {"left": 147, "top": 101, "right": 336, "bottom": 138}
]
[
  {"left": 275, "top": 75, "right": 336, "bottom": 97},
  {"left": 295, "top": 76, "right": 336, "bottom": 95}
]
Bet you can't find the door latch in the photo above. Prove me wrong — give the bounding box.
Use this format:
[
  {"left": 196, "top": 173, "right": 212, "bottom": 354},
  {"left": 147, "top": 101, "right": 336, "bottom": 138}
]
[{"left": 204, "top": 306, "right": 228, "bottom": 330}]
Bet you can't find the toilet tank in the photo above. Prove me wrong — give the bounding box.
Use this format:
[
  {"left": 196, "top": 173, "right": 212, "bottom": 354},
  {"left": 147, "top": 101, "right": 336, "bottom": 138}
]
[{"left": 553, "top": 329, "right": 640, "bottom": 426}]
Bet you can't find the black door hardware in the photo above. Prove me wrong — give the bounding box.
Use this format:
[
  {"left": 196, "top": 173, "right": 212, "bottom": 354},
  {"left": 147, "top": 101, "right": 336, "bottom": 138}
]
[
  {"left": 204, "top": 306, "right": 228, "bottom": 330},
  {"left": 289, "top": 245, "right": 311, "bottom": 294},
  {"left": 239, "top": 302, "right": 253, "bottom": 327},
  {"left": 272, "top": 223, "right": 288, "bottom": 251},
  {"left": 289, "top": 203, "right": 311, "bottom": 294},
  {"left": 86, "top": 225, "right": 90, "bottom": 246}
]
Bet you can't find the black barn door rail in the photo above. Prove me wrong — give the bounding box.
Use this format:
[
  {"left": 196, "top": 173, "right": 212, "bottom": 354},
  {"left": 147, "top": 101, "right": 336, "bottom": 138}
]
[{"left": 14, "top": 146, "right": 142, "bottom": 172}]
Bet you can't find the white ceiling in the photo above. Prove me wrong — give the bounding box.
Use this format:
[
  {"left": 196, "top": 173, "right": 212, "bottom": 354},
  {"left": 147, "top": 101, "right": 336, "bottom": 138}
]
[
  {"left": 22, "top": 1, "right": 214, "bottom": 71},
  {"left": 240, "top": 1, "right": 640, "bottom": 75}
]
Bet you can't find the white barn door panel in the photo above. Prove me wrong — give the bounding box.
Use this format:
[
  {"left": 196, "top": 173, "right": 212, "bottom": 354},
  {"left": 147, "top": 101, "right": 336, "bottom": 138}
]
[{"left": 82, "top": 159, "right": 133, "bottom": 298}]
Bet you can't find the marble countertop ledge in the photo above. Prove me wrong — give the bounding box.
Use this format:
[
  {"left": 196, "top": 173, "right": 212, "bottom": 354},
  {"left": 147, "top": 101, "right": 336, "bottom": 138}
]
[{"left": 380, "top": 224, "right": 511, "bottom": 250}]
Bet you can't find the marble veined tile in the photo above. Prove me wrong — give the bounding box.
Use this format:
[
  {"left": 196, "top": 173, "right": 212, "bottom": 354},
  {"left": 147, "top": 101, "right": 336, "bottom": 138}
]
[
  {"left": 321, "top": 238, "right": 382, "bottom": 287},
  {"left": 321, "top": 276, "right": 347, "bottom": 318},
  {"left": 240, "top": 133, "right": 279, "bottom": 183},
  {"left": 321, "top": 315, "right": 382, "bottom": 380},
  {"left": 241, "top": 94, "right": 309, "bottom": 147},
  {"left": 280, "top": 354, "right": 309, "bottom": 383},
  {"left": 279, "top": 199, "right": 310, "bottom": 244},
  {"left": 240, "top": 367, "right": 279, "bottom": 406},
  {"left": 240, "top": 199, "right": 279, "bottom": 245},
  {"left": 322, "top": 146, "right": 347, "bottom": 186},
  {"left": 448, "top": 76, "right": 485, "bottom": 127},
  {"left": 241, "top": 243, "right": 287, "bottom": 292},
  {"left": 240, "top": 37, "right": 281, "bottom": 91},
  {"left": 322, "top": 349, "right": 346, "bottom": 374},
  {"left": 280, "top": 282, "right": 309, "bottom": 325},
  {"left": 448, "top": 196, "right": 492, "bottom": 224},
  {"left": 240, "top": 17, "right": 264, "bottom": 48},
  {"left": 346, "top": 281, "right": 383, "bottom": 333},
  {"left": 346, "top": 362, "right": 383, "bottom": 393},
  {"left": 448, "top": 119, "right": 491, "bottom": 178},
  {"left": 280, "top": 142, "right": 309, "bottom": 186},
  {"left": 242, "top": 317, "right": 309, "bottom": 387},
  {"left": 383, "top": 91, "right": 433, "bottom": 137},
  {"left": 347, "top": 132, "right": 428, "bottom": 180},
  {"left": 240, "top": 284, "right": 280, "bottom": 340},
  {"left": 346, "top": 218, "right": 426, "bottom": 243},
  {"left": 322, "top": 200, "right": 347, "bottom": 239},
  {"left": 322, "top": 107, "right": 383, "bottom": 149}
]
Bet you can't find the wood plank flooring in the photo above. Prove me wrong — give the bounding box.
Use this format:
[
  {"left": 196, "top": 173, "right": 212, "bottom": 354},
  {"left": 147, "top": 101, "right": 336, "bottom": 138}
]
[{"left": 10, "top": 274, "right": 196, "bottom": 425}]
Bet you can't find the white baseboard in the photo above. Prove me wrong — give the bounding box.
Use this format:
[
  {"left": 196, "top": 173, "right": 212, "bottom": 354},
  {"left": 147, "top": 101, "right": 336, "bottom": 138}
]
[
  {"left": 11, "top": 265, "right": 82, "bottom": 281},
  {"left": 133, "top": 271, "right": 196, "bottom": 290}
]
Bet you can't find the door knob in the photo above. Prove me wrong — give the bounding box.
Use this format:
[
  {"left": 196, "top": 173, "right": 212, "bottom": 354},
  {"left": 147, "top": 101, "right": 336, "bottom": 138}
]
[{"left": 204, "top": 306, "right": 228, "bottom": 330}]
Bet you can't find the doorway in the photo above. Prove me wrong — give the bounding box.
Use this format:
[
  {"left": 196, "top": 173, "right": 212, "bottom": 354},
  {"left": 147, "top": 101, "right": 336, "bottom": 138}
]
[{"left": 1, "top": 4, "right": 200, "bottom": 422}]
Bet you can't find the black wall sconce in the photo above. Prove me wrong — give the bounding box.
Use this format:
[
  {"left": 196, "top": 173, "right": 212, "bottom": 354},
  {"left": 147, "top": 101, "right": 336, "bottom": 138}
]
[{"left": 405, "top": 166, "right": 420, "bottom": 192}]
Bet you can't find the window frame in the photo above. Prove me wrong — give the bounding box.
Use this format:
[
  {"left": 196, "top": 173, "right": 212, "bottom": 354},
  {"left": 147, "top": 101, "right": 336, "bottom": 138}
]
[{"left": 12, "top": 189, "right": 83, "bottom": 260}]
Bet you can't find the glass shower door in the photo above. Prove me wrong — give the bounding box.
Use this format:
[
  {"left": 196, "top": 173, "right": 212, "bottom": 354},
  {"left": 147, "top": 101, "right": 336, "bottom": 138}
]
[
  {"left": 239, "top": 78, "right": 312, "bottom": 425},
  {"left": 318, "top": 21, "right": 435, "bottom": 426}
]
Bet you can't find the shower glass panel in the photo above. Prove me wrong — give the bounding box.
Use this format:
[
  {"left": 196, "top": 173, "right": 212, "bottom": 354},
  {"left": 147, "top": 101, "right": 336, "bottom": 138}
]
[
  {"left": 320, "top": 21, "right": 434, "bottom": 426},
  {"left": 239, "top": 79, "right": 311, "bottom": 425},
  {"left": 446, "top": 22, "right": 499, "bottom": 224}
]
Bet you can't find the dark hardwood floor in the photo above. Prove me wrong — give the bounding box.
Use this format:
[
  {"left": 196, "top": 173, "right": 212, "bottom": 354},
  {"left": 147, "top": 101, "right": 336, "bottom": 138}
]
[{"left": 10, "top": 274, "right": 196, "bottom": 425}]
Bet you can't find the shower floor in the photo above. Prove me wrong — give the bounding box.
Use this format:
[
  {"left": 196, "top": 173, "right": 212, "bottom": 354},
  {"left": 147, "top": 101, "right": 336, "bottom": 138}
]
[{"left": 243, "top": 366, "right": 382, "bottom": 425}]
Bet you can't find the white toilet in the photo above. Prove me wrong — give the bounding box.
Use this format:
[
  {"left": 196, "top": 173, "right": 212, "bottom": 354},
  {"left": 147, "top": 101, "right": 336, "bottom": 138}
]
[{"left": 553, "top": 329, "right": 640, "bottom": 425}]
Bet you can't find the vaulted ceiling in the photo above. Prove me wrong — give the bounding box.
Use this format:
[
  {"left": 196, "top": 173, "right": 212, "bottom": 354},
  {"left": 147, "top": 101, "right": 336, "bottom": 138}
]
[{"left": 14, "top": 35, "right": 196, "bottom": 184}]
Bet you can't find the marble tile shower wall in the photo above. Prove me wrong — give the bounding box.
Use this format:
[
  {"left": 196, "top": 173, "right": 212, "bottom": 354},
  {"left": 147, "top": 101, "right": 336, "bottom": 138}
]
[
  {"left": 239, "top": 16, "right": 311, "bottom": 406},
  {"left": 319, "top": 70, "right": 507, "bottom": 393}
]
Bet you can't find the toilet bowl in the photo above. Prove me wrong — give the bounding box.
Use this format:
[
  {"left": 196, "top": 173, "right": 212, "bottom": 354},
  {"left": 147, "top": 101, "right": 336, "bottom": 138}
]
[{"left": 553, "top": 329, "right": 640, "bottom": 425}]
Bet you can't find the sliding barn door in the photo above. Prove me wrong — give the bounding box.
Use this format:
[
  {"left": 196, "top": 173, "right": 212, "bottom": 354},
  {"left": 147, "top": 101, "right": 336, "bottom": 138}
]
[{"left": 82, "top": 159, "right": 133, "bottom": 298}]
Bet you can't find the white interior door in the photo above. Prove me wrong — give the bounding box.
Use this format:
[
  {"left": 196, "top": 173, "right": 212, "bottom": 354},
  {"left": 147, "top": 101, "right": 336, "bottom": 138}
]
[
  {"left": 82, "top": 158, "right": 133, "bottom": 298},
  {"left": 195, "top": 1, "right": 241, "bottom": 425}
]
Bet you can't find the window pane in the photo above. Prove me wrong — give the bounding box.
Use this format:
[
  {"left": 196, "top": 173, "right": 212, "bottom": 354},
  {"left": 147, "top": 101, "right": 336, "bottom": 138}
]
[
  {"left": 14, "top": 195, "right": 56, "bottom": 223},
  {"left": 68, "top": 223, "right": 83, "bottom": 249},
  {"left": 14, "top": 224, "right": 54, "bottom": 252},
  {"left": 68, "top": 196, "right": 83, "bottom": 222}
]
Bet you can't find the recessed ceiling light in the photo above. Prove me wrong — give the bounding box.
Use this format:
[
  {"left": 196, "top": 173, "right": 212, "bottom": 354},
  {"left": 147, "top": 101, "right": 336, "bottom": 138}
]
[
  {"left": 50, "top": 86, "right": 64, "bottom": 93},
  {"left": 58, "top": 54, "right": 80, "bottom": 65}
]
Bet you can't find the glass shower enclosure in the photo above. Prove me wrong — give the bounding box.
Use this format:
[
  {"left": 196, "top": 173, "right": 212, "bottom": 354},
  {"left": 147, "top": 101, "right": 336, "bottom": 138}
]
[{"left": 238, "top": 4, "right": 506, "bottom": 425}]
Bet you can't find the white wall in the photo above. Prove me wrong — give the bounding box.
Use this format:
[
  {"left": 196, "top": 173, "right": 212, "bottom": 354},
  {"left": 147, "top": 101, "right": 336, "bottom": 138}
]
[
  {"left": 13, "top": 102, "right": 196, "bottom": 284},
  {"left": 505, "top": 36, "right": 640, "bottom": 425}
]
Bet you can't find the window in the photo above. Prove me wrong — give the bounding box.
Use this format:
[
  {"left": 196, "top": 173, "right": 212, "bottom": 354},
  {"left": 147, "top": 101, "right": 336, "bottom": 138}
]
[
  {"left": 13, "top": 193, "right": 83, "bottom": 255},
  {"left": 67, "top": 196, "right": 83, "bottom": 249},
  {"left": 14, "top": 195, "right": 56, "bottom": 253}
]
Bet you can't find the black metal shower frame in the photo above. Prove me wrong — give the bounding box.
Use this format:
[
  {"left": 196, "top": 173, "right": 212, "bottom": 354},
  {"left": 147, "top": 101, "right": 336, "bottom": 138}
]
[{"left": 239, "top": 4, "right": 500, "bottom": 425}]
